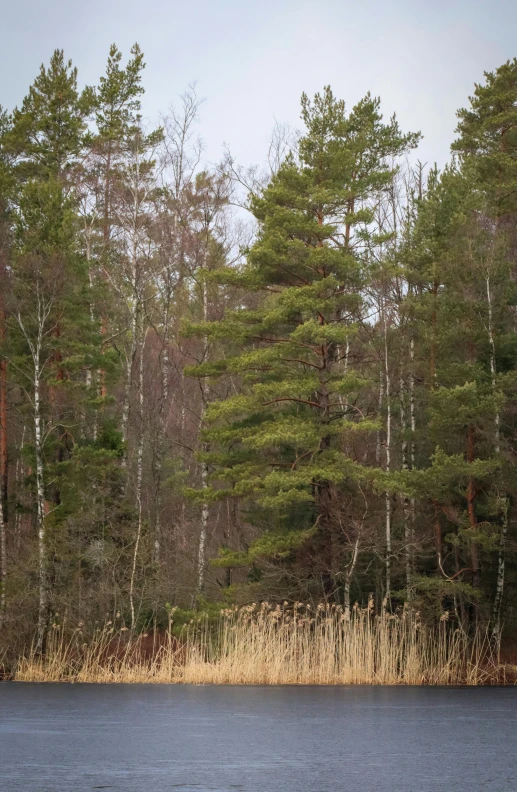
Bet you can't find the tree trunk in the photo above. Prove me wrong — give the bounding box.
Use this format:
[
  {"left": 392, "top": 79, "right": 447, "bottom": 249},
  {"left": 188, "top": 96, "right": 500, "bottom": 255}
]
[
  {"left": 197, "top": 463, "right": 209, "bottom": 597},
  {"left": 409, "top": 335, "right": 416, "bottom": 536},
  {"left": 85, "top": 237, "right": 99, "bottom": 441},
  {"left": 491, "top": 497, "right": 508, "bottom": 643},
  {"left": 0, "top": 493, "right": 5, "bottom": 630},
  {"left": 399, "top": 368, "right": 412, "bottom": 593},
  {"left": 121, "top": 321, "right": 137, "bottom": 465},
  {"left": 486, "top": 272, "right": 506, "bottom": 640},
  {"left": 0, "top": 351, "right": 6, "bottom": 520},
  {"left": 34, "top": 353, "right": 49, "bottom": 653},
  {"left": 153, "top": 297, "right": 172, "bottom": 566},
  {"left": 486, "top": 275, "right": 500, "bottom": 453},
  {"left": 196, "top": 277, "right": 210, "bottom": 598},
  {"left": 344, "top": 537, "right": 359, "bottom": 619},
  {"left": 375, "top": 373, "right": 384, "bottom": 467},
  {"left": 466, "top": 424, "right": 480, "bottom": 593},
  {"left": 121, "top": 183, "right": 141, "bottom": 465},
  {"left": 129, "top": 322, "right": 146, "bottom": 629},
  {"left": 383, "top": 302, "right": 392, "bottom": 608},
  {"left": 14, "top": 427, "right": 25, "bottom": 554},
  {"left": 0, "top": 254, "right": 7, "bottom": 628}
]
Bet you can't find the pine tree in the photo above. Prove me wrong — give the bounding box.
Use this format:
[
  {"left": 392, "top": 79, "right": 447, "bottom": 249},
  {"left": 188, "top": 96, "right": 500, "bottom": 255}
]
[
  {"left": 93, "top": 43, "right": 145, "bottom": 255},
  {"left": 7, "top": 49, "right": 93, "bottom": 181},
  {"left": 187, "top": 87, "right": 419, "bottom": 602},
  {"left": 449, "top": 60, "right": 517, "bottom": 633},
  {"left": 7, "top": 179, "right": 99, "bottom": 648},
  {"left": 76, "top": 44, "right": 146, "bottom": 433},
  {"left": 453, "top": 58, "right": 517, "bottom": 219},
  {"left": 398, "top": 158, "right": 517, "bottom": 626},
  {"left": 4, "top": 52, "right": 100, "bottom": 648}
]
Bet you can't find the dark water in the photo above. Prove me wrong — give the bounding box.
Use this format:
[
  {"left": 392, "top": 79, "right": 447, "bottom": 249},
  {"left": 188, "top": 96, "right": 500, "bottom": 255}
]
[{"left": 0, "top": 684, "right": 516, "bottom": 792}]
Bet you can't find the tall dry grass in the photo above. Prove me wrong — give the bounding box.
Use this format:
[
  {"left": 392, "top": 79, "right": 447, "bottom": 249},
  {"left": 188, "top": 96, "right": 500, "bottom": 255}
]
[{"left": 12, "top": 601, "right": 506, "bottom": 685}]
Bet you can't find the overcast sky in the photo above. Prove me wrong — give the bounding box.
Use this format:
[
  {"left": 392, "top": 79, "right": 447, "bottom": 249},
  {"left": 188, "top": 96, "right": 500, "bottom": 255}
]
[{"left": 2, "top": 0, "right": 516, "bottom": 172}]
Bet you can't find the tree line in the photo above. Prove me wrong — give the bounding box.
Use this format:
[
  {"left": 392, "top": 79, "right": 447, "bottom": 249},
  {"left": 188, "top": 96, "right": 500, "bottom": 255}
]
[{"left": 1, "top": 46, "right": 516, "bottom": 652}]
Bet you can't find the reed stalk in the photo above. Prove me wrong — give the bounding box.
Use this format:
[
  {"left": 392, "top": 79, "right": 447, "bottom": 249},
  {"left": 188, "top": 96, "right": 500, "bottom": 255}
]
[{"left": 12, "top": 602, "right": 508, "bottom": 685}]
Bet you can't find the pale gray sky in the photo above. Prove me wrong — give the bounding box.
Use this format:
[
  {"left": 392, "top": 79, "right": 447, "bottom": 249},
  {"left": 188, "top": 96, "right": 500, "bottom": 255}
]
[{"left": 2, "top": 0, "right": 515, "bottom": 171}]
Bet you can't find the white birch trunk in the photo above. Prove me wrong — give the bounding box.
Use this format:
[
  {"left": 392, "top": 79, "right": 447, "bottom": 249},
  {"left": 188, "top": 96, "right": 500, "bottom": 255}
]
[
  {"left": 121, "top": 131, "right": 142, "bottom": 466},
  {"left": 153, "top": 304, "right": 171, "bottom": 565},
  {"left": 197, "top": 466, "right": 209, "bottom": 595},
  {"left": 409, "top": 335, "right": 416, "bottom": 551},
  {"left": 121, "top": 317, "right": 137, "bottom": 466},
  {"left": 344, "top": 537, "right": 359, "bottom": 620},
  {"left": 85, "top": 234, "right": 99, "bottom": 441},
  {"left": 486, "top": 275, "right": 500, "bottom": 453},
  {"left": 14, "top": 426, "right": 25, "bottom": 553},
  {"left": 400, "top": 368, "right": 412, "bottom": 593},
  {"left": 383, "top": 303, "right": 391, "bottom": 608},
  {"left": 34, "top": 341, "right": 48, "bottom": 652},
  {"left": 129, "top": 322, "right": 146, "bottom": 629},
  {"left": 486, "top": 273, "right": 505, "bottom": 641},
  {"left": 375, "top": 373, "right": 384, "bottom": 467},
  {"left": 197, "top": 275, "right": 210, "bottom": 597},
  {"left": 85, "top": 235, "right": 94, "bottom": 390},
  {"left": 16, "top": 294, "right": 51, "bottom": 652}
]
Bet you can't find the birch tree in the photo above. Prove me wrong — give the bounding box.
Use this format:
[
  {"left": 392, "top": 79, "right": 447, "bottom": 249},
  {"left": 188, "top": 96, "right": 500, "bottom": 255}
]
[
  {"left": 148, "top": 87, "right": 203, "bottom": 565},
  {"left": 110, "top": 118, "right": 162, "bottom": 626},
  {"left": 8, "top": 178, "right": 95, "bottom": 648}
]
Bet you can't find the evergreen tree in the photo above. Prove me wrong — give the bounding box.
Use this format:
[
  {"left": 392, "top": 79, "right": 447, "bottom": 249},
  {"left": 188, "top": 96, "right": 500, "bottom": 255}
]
[
  {"left": 400, "top": 158, "right": 517, "bottom": 626},
  {"left": 2, "top": 45, "right": 517, "bottom": 649},
  {"left": 453, "top": 58, "right": 517, "bottom": 219},
  {"left": 7, "top": 49, "right": 93, "bottom": 182},
  {"left": 187, "top": 88, "right": 419, "bottom": 602},
  {"left": 7, "top": 179, "right": 100, "bottom": 648},
  {"left": 93, "top": 43, "right": 145, "bottom": 254},
  {"left": 3, "top": 52, "right": 100, "bottom": 647}
]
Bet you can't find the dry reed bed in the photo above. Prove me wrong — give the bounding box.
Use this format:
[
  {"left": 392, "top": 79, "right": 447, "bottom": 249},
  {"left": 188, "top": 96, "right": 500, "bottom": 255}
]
[{"left": 12, "top": 602, "right": 508, "bottom": 685}]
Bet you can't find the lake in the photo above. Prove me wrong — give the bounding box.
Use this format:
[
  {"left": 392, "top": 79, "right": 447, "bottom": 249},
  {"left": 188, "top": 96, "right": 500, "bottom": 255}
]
[{"left": 0, "top": 684, "right": 516, "bottom": 791}]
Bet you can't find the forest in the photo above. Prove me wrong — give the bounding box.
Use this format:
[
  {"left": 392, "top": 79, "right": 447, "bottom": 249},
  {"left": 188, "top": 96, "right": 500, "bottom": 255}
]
[{"left": 1, "top": 44, "right": 517, "bottom": 663}]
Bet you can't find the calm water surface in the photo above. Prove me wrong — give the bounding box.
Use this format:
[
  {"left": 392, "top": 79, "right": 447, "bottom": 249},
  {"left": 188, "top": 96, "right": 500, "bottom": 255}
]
[{"left": 0, "top": 683, "right": 516, "bottom": 791}]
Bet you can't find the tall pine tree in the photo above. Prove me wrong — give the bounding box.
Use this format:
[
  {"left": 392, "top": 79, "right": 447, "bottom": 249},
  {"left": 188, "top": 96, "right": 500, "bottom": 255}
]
[{"left": 187, "top": 87, "right": 419, "bottom": 602}]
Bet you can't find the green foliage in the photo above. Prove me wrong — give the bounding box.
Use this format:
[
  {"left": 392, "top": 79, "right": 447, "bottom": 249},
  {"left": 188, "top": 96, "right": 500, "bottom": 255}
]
[
  {"left": 95, "top": 43, "right": 145, "bottom": 145},
  {"left": 453, "top": 58, "right": 517, "bottom": 216},
  {"left": 3, "top": 46, "right": 517, "bottom": 645},
  {"left": 186, "top": 86, "right": 418, "bottom": 598},
  {"left": 7, "top": 49, "right": 93, "bottom": 180}
]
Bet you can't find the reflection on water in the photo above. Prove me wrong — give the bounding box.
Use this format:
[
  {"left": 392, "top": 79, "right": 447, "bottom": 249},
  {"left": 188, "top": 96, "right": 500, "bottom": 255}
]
[{"left": 1, "top": 683, "right": 516, "bottom": 791}]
